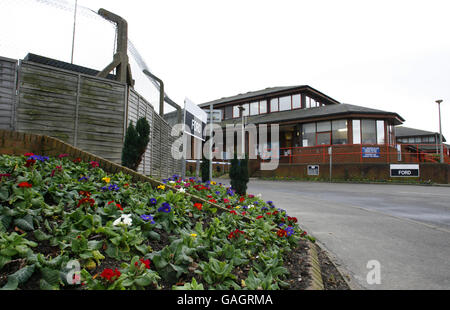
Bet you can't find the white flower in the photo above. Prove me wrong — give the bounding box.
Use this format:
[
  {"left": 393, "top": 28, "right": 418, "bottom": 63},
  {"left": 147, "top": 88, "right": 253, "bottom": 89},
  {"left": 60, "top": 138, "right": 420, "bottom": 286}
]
[
  {"left": 256, "top": 193, "right": 262, "bottom": 198},
  {"left": 248, "top": 204, "right": 255, "bottom": 209},
  {"left": 169, "top": 180, "right": 175, "bottom": 184},
  {"left": 113, "top": 214, "right": 132, "bottom": 226},
  {"left": 178, "top": 188, "right": 186, "bottom": 193}
]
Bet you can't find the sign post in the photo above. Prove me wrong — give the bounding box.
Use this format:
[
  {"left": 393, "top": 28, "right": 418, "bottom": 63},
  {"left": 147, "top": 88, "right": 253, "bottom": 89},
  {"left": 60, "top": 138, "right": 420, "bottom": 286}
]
[
  {"left": 328, "top": 146, "right": 332, "bottom": 182},
  {"left": 184, "top": 98, "right": 207, "bottom": 179}
]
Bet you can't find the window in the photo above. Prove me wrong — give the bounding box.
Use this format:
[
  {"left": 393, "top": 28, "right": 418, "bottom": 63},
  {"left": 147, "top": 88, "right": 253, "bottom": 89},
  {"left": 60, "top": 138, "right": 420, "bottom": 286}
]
[
  {"left": 317, "top": 132, "right": 331, "bottom": 145},
  {"left": 305, "top": 96, "right": 311, "bottom": 109},
  {"left": 311, "top": 98, "right": 318, "bottom": 108},
  {"left": 332, "top": 120, "right": 348, "bottom": 144},
  {"left": 292, "top": 94, "right": 301, "bottom": 109},
  {"left": 242, "top": 103, "right": 249, "bottom": 117},
  {"left": 361, "top": 119, "right": 376, "bottom": 144},
  {"left": 352, "top": 120, "right": 361, "bottom": 144},
  {"left": 302, "top": 123, "right": 316, "bottom": 147},
  {"left": 317, "top": 121, "right": 331, "bottom": 132},
  {"left": 250, "top": 102, "right": 259, "bottom": 116},
  {"left": 376, "top": 120, "right": 385, "bottom": 144},
  {"left": 233, "top": 105, "right": 240, "bottom": 118},
  {"left": 259, "top": 100, "right": 267, "bottom": 114},
  {"left": 270, "top": 98, "right": 278, "bottom": 112},
  {"left": 279, "top": 96, "right": 291, "bottom": 111}
]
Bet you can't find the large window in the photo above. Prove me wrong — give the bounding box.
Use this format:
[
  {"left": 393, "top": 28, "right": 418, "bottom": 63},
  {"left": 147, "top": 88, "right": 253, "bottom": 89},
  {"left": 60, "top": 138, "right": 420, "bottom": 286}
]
[
  {"left": 270, "top": 98, "right": 278, "bottom": 112},
  {"left": 361, "top": 119, "right": 377, "bottom": 144},
  {"left": 242, "top": 103, "right": 249, "bottom": 117},
  {"left": 259, "top": 100, "right": 267, "bottom": 114},
  {"left": 250, "top": 102, "right": 259, "bottom": 116},
  {"left": 233, "top": 105, "right": 240, "bottom": 118},
  {"left": 352, "top": 120, "right": 361, "bottom": 144},
  {"left": 302, "top": 123, "right": 316, "bottom": 147},
  {"left": 292, "top": 94, "right": 301, "bottom": 109},
  {"left": 376, "top": 120, "right": 385, "bottom": 144},
  {"left": 279, "top": 96, "right": 291, "bottom": 111},
  {"left": 332, "top": 120, "right": 348, "bottom": 144}
]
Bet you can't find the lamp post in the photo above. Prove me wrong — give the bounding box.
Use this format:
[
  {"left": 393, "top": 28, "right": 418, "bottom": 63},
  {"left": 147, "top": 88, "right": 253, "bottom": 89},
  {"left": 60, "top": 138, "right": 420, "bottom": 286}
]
[
  {"left": 436, "top": 99, "right": 444, "bottom": 163},
  {"left": 238, "top": 105, "right": 246, "bottom": 157}
]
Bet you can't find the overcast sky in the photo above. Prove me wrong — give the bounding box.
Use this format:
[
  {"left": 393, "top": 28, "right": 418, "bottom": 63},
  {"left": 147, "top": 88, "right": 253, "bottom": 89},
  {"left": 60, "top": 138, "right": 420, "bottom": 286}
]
[{"left": 1, "top": 0, "right": 449, "bottom": 139}]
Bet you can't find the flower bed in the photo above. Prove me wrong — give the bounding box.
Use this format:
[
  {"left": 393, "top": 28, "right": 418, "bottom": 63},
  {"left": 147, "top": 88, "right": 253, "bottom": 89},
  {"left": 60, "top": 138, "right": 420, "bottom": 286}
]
[{"left": 0, "top": 153, "right": 313, "bottom": 290}]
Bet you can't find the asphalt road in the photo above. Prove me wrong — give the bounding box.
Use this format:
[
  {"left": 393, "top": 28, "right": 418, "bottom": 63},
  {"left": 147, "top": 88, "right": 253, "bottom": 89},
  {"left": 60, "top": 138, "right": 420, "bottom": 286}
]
[{"left": 216, "top": 179, "right": 450, "bottom": 290}]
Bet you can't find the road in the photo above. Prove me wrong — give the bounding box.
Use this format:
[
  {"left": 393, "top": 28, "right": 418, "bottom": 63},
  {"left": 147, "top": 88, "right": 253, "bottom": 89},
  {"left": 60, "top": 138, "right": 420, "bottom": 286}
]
[{"left": 216, "top": 179, "right": 450, "bottom": 290}]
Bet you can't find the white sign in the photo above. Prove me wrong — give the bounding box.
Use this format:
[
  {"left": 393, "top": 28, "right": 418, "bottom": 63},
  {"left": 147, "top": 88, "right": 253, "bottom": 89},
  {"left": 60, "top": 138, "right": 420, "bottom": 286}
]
[
  {"left": 390, "top": 164, "right": 420, "bottom": 177},
  {"left": 184, "top": 98, "right": 207, "bottom": 141}
]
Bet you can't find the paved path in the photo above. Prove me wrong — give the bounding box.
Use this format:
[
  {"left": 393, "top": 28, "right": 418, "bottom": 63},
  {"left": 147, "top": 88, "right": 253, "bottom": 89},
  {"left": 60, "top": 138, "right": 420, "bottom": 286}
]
[{"left": 216, "top": 179, "right": 450, "bottom": 290}]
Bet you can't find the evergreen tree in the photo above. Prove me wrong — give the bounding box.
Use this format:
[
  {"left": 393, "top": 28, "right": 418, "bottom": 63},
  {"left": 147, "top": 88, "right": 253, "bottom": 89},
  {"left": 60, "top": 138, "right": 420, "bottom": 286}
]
[
  {"left": 121, "top": 117, "right": 150, "bottom": 171},
  {"left": 229, "top": 153, "right": 249, "bottom": 195},
  {"left": 200, "top": 155, "right": 210, "bottom": 183}
]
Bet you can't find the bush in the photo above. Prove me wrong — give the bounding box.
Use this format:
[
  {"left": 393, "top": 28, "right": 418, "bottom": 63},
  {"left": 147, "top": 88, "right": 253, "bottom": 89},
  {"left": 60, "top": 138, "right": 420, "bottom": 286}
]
[
  {"left": 200, "top": 156, "right": 210, "bottom": 183},
  {"left": 121, "top": 118, "right": 150, "bottom": 171},
  {"left": 229, "top": 153, "right": 249, "bottom": 195}
]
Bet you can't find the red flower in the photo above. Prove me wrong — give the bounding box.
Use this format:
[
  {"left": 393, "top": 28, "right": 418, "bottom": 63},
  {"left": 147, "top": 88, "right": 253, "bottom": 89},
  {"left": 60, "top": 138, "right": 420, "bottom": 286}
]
[
  {"left": 100, "top": 268, "right": 121, "bottom": 282},
  {"left": 79, "top": 191, "right": 91, "bottom": 197},
  {"left": 207, "top": 195, "right": 213, "bottom": 199},
  {"left": 116, "top": 203, "right": 123, "bottom": 211},
  {"left": 124, "top": 183, "right": 129, "bottom": 188},
  {"left": 248, "top": 194, "right": 254, "bottom": 198},
  {"left": 241, "top": 212, "right": 247, "bottom": 216},
  {"left": 208, "top": 199, "right": 217, "bottom": 204},
  {"left": 90, "top": 161, "right": 99, "bottom": 168},
  {"left": 24, "top": 153, "right": 34, "bottom": 157},
  {"left": 273, "top": 211, "right": 279, "bottom": 216},
  {"left": 229, "top": 210, "right": 237, "bottom": 215},
  {"left": 73, "top": 158, "right": 82, "bottom": 163},
  {"left": 228, "top": 229, "right": 245, "bottom": 240},
  {"left": 288, "top": 216, "right": 298, "bottom": 223},
  {"left": 194, "top": 203, "right": 203, "bottom": 211},
  {"left": 77, "top": 197, "right": 95, "bottom": 208},
  {"left": 277, "top": 229, "right": 287, "bottom": 237},
  {"left": 256, "top": 215, "right": 264, "bottom": 220},
  {"left": 58, "top": 154, "right": 69, "bottom": 159},
  {"left": 239, "top": 196, "right": 245, "bottom": 203},
  {"left": 18, "top": 182, "right": 32, "bottom": 188},
  {"left": 301, "top": 231, "right": 308, "bottom": 237},
  {"left": 25, "top": 158, "right": 36, "bottom": 167},
  {"left": 135, "top": 258, "right": 151, "bottom": 269},
  {"left": 223, "top": 198, "right": 230, "bottom": 203}
]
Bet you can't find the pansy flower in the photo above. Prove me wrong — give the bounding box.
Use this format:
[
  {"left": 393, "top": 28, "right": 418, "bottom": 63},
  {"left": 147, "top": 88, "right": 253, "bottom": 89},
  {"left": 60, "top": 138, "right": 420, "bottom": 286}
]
[
  {"left": 158, "top": 202, "right": 171, "bottom": 213},
  {"left": 89, "top": 161, "right": 99, "bottom": 168},
  {"left": 58, "top": 154, "right": 69, "bottom": 159},
  {"left": 18, "top": 181, "right": 32, "bottom": 188},
  {"left": 135, "top": 258, "right": 151, "bottom": 269},
  {"left": 194, "top": 203, "right": 203, "bottom": 211},
  {"left": 140, "top": 214, "right": 155, "bottom": 224},
  {"left": 149, "top": 198, "right": 157, "bottom": 205},
  {"left": 157, "top": 184, "right": 165, "bottom": 190}
]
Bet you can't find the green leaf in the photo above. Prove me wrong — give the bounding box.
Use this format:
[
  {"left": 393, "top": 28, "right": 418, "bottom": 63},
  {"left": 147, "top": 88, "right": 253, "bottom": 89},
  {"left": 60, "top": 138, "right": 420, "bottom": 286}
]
[
  {"left": 0, "top": 187, "right": 9, "bottom": 201},
  {"left": 147, "top": 231, "right": 160, "bottom": 241},
  {"left": 0, "top": 276, "right": 19, "bottom": 290},
  {"left": 135, "top": 276, "right": 152, "bottom": 287},
  {"left": 13, "top": 217, "right": 34, "bottom": 231},
  {"left": 0, "top": 255, "right": 10, "bottom": 269},
  {"left": 39, "top": 279, "right": 58, "bottom": 290},
  {"left": 1, "top": 264, "right": 36, "bottom": 290},
  {"left": 34, "top": 230, "right": 51, "bottom": 241},
  {"left": 41, "top": 267, "right": 61, "bottom": 286}
]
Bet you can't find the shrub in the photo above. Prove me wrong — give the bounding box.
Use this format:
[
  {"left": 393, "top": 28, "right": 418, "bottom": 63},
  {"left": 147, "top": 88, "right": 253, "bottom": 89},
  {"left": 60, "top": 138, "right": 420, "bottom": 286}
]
[
  {"left": 229, "top": 153, "right": 249, "bottom": 195},
  {"left": 121, "top": 118, "right": 150, "bottom": 171}
]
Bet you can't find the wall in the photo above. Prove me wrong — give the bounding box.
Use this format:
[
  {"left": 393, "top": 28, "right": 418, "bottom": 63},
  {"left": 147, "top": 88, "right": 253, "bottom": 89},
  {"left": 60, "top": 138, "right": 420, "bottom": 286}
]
[{"left": 256, "top": 162, "right": 449, "bottom": 184}]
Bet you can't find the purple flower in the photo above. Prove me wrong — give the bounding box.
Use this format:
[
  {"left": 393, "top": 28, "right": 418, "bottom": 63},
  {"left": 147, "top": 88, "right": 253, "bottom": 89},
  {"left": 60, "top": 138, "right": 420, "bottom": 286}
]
[
  {"left": 158, "top": 202, "right": 171, "bottom": 213},
  {"left": 78, "top": 176, "right": 89, "bottom": 182},
  {"left": 149, "top": 198, "right": 157, "bottom": 205},
  {"left": 215, "top": 191, "right": 221, "bottom": 195},
  {"left": 285, "top": 226, "right": 295, "bottom": 237},
  {"left": 140, "top": 214, "right": 155, "bottom": 224}
]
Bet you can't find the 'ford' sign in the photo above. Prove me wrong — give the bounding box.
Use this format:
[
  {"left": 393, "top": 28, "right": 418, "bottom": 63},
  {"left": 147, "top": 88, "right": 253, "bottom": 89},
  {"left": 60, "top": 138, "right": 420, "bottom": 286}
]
[{"left": 390, "top": 164, "right": 420, "bottom": 177}]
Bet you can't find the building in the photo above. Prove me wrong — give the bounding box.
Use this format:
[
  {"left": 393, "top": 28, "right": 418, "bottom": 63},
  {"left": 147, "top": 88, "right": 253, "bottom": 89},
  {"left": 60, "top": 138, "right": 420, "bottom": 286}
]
[{"left": 198, "top": 85, "right": 404, "bottom": 164}]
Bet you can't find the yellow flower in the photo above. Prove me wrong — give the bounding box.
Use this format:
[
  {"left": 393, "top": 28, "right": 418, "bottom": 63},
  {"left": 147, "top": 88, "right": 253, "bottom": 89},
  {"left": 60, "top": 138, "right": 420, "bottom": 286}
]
[
  {"left": 190, "top": 233, "right": 197, "bottom": 238},
  {"left": 241, "top": 279, "right": 246, "bottom": 288},
  {"left": 235, "top": 206, "right": 240, "bottom": 209},
  {"left": 157, "top": 184, "right": 165, "bottom": 190},
  {"left": 102, "top": 177, "right": 110, "bottom": 183},
  {"left": 210, "top": 181, "right": 216, "bottom": 185}
]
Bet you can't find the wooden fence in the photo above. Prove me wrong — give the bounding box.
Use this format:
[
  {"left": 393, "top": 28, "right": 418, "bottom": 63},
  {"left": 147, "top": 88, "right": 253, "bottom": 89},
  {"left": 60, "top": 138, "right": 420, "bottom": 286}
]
[{"left": 0, "top": 56, "right": 181, "bottom": 178}]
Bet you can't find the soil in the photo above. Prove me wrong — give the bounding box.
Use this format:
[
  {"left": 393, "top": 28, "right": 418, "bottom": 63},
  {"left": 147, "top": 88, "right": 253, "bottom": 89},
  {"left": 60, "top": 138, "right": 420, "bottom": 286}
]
[{"left": 317, "top": 246, "right": 351, "bottom": 290}]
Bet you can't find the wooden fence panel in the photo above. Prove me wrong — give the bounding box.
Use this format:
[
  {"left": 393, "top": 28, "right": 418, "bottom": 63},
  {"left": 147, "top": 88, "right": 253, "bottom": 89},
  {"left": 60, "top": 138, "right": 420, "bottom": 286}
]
[{"left": 0, "top": 57, "right": 17, "bottom": 130}]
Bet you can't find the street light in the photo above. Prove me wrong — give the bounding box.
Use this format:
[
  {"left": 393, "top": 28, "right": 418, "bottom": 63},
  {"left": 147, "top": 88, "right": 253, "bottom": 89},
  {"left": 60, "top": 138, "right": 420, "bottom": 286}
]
[
  {"left": 436, "top": 99, "right": 444, "bottom": 163},
  {"left": 238, "top": 105, "right": 246, "bottom": 157}
]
